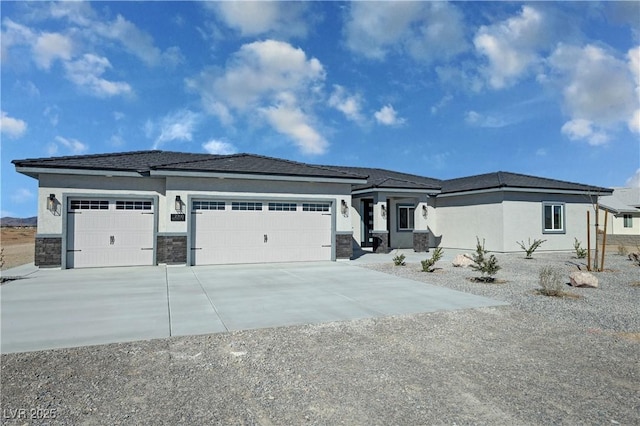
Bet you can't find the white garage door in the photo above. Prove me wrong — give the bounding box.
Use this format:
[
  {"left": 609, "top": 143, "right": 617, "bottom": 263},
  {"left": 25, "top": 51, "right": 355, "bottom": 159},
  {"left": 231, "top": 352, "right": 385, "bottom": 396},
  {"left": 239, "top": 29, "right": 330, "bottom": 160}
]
[
  {"left": 67, "top": 199, "right": 155, "bottom": 268},
  {"left": 191, "top": 200, "right": 333, "bottom": 265}
]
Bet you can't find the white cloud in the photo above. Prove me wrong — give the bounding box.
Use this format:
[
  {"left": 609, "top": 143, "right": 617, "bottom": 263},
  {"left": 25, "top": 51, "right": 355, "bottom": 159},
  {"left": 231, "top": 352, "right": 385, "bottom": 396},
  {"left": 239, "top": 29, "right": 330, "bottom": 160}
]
[
  {"left": 474, "top": 6, "right": 549, "bottom": 89},
  {"left": 209, "top": 1, "right": 309, "bottom": 38},
  {"left": 10, "top": 188, "right": 34, "bottom": 204},
  {"left": 260, "top": 93, "right": 328, "bottom": 155},
  {"left": 345, "top": 2, "right": 467, "bottom": 62},
  {"left": 0, "top": 111, "right": 27, "bottom": 139},
  {"left": 374, "top": 105, "right": 405, "bottom": 126},
  {"left": 628, "top": 109, "right": 640, "bottom": 134},
  {"left": 328, "top": 85, "right": 365, "bottom": 124},
  {"left": 561, "top": 119, "right": 609, "bottom": 146},
  {"left": 53, "top": 136, "right": 88, "bottom": 154},
  {"left": 43, "top": 106, "right": 60, "bottom": 126},
  {"left": 464, "top": 110, "right": 511, "bottom": 128},
  {"left": 187, "top": 40, "right": 327, "bottom": 154},
  {"left": 202, "top": 139, "right": 237, "bottom": 155},
  {"left": 548, "top": 43, "right": 638, "bottom": 143},
  {"left": 431, "top": 94, "right": 453, "bottom": 115},
  {"left": 148, "top": 110, "right": 200, "bottom": 149},
  {"left": 33, "top": 32, "right": 73, "bottom": 69},
  {"left": 64, "top": 54, "right": 132, "bottom": 97},
  {"left": 535, "top": 148, "right": 547, "bottom": 157},
  {"left": 626, "top": 169, "right": 640, "bottom": 188}
]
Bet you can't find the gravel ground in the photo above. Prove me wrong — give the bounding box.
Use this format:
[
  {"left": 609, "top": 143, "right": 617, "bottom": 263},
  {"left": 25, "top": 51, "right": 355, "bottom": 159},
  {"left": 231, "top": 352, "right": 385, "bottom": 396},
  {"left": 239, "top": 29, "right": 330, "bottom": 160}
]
[{"left": 1, "top": 253, "right": 638, "bottom": 425}]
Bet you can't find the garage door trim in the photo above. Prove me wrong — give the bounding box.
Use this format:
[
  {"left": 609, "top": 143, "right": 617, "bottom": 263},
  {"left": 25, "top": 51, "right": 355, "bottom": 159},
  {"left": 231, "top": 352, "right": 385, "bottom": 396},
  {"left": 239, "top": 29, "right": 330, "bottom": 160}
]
[
  {"left": 62, "top": 193, "right": 159, "bottom": 269},
  {"left": 186, "top": 194, "right": 336, "bottom": 266}
]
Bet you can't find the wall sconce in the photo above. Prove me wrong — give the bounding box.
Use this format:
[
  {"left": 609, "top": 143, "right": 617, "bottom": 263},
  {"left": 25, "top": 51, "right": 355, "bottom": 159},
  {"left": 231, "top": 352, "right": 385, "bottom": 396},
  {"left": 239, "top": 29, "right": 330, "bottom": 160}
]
[
  {"left": 340, "top": 199, "right": 349, "bottom": 217},
  {"left": 47, "top": 193, "right": 56, "bottom": 211},
  {"left": 175, "top": 195, "right": 182, "bottom": 212},
  {"left": 422, "top": 204, "right": 428, "bottom": 219},
  {"left": 380, "top": 204, "right": 387, "bottom": 218}
]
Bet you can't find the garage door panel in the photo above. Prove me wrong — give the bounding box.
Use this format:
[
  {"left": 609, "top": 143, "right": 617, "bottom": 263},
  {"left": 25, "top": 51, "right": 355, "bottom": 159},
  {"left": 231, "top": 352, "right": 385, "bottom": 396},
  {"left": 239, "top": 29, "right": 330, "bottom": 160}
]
[
  {"left": 192, "top": 200, "right": 332, "bottom": 265},
  {"left": 67, "top": 199, "right": 154, "bottom": 268}
]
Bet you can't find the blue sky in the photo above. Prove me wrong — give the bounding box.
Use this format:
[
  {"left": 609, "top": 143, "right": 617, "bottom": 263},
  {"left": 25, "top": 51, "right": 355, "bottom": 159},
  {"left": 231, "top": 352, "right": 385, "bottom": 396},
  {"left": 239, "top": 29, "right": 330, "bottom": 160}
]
[{"left": 1, "top": 1, "right": 639, "bottom": 218}]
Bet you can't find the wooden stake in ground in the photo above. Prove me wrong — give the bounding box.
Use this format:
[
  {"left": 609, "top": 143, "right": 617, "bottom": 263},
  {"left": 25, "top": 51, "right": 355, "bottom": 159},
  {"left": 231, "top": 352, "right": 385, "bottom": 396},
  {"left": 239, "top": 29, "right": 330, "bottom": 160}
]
[
  {"left": 601, "top": 210, "right": 608, "bottom": 271},
  {"left": 587, "top": 210, "right": 591, "bottom": 271}
]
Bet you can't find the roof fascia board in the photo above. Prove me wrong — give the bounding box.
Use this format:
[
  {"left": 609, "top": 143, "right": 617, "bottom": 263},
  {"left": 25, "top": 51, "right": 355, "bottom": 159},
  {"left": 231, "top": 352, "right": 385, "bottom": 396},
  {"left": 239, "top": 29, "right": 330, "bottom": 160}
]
[
  {"left": 351, "top": 187, "right": 440, "bottom": 196},
  {"left": 150, "top": 169, "right": 366, "bottom": 184},
  {"left": 439, "top": 186, "right": 611, "bottom": 197},
  {"left": 15, "top": 167, "right": 145, "bottom": 178}
]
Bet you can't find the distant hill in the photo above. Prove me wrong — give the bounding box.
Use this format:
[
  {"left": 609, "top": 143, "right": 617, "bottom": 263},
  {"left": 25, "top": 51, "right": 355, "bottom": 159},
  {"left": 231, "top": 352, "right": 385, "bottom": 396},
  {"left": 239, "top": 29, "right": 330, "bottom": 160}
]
[{"left": 0, "top": 217, "right": 37, "bottom": 227}]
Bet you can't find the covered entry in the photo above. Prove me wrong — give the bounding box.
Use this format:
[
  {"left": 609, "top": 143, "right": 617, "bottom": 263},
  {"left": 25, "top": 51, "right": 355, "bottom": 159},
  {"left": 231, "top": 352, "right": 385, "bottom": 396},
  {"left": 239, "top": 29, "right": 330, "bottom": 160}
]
[
  {"left": 191, "top": 200, "right": 333, "bottom": 265},
  {"left": 66, "top": 198, "right": 155, "bottom": 268}
]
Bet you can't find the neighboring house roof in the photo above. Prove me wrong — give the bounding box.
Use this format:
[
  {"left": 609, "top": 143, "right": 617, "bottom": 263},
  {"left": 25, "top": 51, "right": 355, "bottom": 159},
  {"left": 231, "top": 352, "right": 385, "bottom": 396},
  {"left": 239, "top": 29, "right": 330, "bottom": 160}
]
[
  {"left": 440, "top": 171, "right": 612, "bottom": 195},
  {"left": 12, "top": 150, "right": 367, "bottom": 181},
  {"left": 599, "top": 188, "right": 640, "bottom": 214},
  {"left": 320, "top": 165, "right": 442, "bottom": 192}
]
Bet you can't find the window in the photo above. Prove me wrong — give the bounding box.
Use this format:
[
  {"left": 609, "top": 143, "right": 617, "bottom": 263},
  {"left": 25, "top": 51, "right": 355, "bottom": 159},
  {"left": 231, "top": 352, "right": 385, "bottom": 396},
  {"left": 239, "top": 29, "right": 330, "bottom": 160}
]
[
  {"left": 116, "top": 200, "right": 152, "bottom": 210},
  {"left": 232, "top": 202, "right": 262, "bottom": 211},
  {"left": 70, "top": 200, "right": 108, "bottom": 210},
  {"left": 543, "top": 203, "right": 564, "bottom": 233},
  {"left": 397, "top": 205, "right": 415, "bottom": 231},
  {"left": 269, "top": 203, "right": 297, "bottom": 211},
  {"left": 302, "top": 203, "right": 330, "bottom": 212},
  {"left": 193, "top": 201, "right": 225, "bottom": 210},
  {"left": 623, "top": 214, "right": 633, "bottom": 228}
]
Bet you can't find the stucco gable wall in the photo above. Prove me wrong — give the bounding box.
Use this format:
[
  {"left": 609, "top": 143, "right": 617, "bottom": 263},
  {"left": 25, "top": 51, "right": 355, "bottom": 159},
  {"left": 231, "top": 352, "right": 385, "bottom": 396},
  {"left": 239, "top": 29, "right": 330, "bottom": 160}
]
[
  {"left": 502, "top": 192, "right": 591, "bottom": 252},
  {"left": 435, "top": 192, "right": 505, "bottom": 251}
]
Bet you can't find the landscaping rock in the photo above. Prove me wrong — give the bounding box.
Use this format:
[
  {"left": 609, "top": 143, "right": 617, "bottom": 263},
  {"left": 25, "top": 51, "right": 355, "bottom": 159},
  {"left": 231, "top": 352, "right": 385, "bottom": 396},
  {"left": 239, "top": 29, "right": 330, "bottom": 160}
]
[
  {"left": 452, "top": 254, "right": 474, "bottom": 267},
  {"left": 628, "top": 252, "right": 640, "bottom": 262},
  {"left": 569, "top": 271, "right": 598, "bottom": 288}
]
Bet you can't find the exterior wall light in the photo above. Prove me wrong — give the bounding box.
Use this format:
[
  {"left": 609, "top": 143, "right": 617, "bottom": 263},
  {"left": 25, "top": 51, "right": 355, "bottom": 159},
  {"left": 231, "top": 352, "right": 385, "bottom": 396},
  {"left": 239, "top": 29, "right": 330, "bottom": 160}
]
[
  {"left": 47, "top": 194, "right": 56, "bottom": 211},
  {"left": 381, "top": 204, "right": 387, "bottom": 218},
  {"left": 175, "top": 195, "right": 182, "bottom": 212},
  {"left": 422, "top": 204, "right": 428, "bottom": 219},
  {"left": 340, "top": 199, "right": 349, "bottom": 217}
]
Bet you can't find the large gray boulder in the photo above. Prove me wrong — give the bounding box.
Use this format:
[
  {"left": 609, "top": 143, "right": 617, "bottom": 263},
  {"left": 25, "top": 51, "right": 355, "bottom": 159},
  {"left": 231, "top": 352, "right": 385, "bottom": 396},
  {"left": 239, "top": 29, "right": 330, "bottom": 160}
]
[{"left": 569, "top": 271, "right": 598, "bottom": 288}]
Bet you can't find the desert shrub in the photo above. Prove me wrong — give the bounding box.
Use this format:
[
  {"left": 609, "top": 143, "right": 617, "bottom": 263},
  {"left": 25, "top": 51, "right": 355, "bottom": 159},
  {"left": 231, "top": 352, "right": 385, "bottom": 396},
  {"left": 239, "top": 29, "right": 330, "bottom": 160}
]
[
  {"left": 538, "top": 266, "right": 565, "bottom": 297},
  {"left": 516, "top": 238, "right": 546, "bottom": 259},
  {"left": 421, "top": 247, "right": 443, "bottom": 272},
  {"left": 470, "top": 237, "right": 501, "bottom": 282},
  {"left": 392, "top": 252, "right": 406, "bottom": 266},
  {"left": 617, "top": 244, "right": 628, "bottom": 256},
  {"left": 573, "top": 238, "right": 587, "bottom": 259},
  {"left": 0, "top": 247, "right": 4, "bottom": 269}
]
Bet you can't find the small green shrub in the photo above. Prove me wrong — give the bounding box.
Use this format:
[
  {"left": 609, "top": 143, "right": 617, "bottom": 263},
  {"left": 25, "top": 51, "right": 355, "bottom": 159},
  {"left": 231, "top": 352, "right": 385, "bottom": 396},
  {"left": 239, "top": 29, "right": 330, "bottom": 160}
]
[
  {"left": 470, "top": 237, "right": 501, "bottom": 282},
  {"left": 421, "top": 247, "right": 443, "bottom": 272},
  {"left": 538, "top": 266, "right": 565, "bottom": 297},
  {"left": 392, "top": 252, "right": 406, "bottom": 266},
  {"left": 573, "top": 238, "right": 587, "bottom": 259},
  {"left": 516, "top": 238, "right": 546, "bottom": 259}
]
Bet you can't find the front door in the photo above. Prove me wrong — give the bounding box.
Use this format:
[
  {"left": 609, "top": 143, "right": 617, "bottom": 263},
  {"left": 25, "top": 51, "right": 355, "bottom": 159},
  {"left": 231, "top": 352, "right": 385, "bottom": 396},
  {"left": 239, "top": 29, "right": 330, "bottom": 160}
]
[{"left": 361, "top": 199, "right": 373, "bottom": 247}]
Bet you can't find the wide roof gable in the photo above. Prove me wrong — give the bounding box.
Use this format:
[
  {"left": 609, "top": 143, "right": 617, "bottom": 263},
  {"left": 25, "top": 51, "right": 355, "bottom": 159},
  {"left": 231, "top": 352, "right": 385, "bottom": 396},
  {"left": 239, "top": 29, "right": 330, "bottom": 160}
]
[
  {"left": 441, "top": 171, "right": 611, "bottom": 194},
  {"left": 12, "top": 150, "right": 366, "bottom": 180}
]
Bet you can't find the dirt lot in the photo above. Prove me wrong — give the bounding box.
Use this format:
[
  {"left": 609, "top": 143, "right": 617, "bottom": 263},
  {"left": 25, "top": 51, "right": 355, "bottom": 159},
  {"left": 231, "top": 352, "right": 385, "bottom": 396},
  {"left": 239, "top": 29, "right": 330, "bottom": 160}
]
[{"left": 0, "top": 227, "right": 35, "bottom": 270}]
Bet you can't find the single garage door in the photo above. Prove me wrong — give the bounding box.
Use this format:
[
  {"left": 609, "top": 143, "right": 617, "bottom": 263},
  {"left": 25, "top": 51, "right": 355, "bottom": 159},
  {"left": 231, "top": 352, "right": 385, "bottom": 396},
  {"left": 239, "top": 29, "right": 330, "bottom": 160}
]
[
  {"left": 67, "top": 199, "right": 155, "bottom": 268},
  {"left": 191, "top": 200, "right": 332, "bottom": 265}
]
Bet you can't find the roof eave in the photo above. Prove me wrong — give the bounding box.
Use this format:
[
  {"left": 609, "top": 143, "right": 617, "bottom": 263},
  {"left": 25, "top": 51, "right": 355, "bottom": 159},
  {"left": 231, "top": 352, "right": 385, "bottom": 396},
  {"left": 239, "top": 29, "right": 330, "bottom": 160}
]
[{"left": 149, "top": 169, "right": 367, "bottom": 184}]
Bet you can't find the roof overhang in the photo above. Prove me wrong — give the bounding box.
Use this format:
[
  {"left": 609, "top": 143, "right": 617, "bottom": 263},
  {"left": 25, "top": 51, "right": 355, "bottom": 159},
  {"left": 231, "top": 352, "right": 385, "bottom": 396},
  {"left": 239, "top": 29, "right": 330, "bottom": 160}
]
[
  {"left": 351, "top": 187, "right": 441, "bottom": 196},
  {"left": 439, "top": 186, "right": 613, "bottom": 198},
  {"left": 15, "top": 167, "right": 148, "bottom": 179},
  {"left": 149, "top": 169, "right": 367, "bottom": 184}
]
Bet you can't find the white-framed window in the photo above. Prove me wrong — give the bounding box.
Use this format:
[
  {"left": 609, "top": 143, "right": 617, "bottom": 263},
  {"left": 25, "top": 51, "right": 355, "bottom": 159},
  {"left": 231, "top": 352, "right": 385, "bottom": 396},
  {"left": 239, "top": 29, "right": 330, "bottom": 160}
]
[
  {"left": 232, "top": 202, "right": 262, "bottom": 211},
  {"left": 192, "top": 201, "right": 225, "bottom": 211},
  {"left": 623, "top": 214, "right": 633, "bottom": 228},
  {"left": 397, "top": 205, "right": 415, "bottom": 231},
  {"left": 543, "top": 202, "right": 565, "bottom": 233},
  {"left": 269, "top": 202, "right": 297, "bottom": 211},
  {"left": 302, "top": 203, "right": 330, "bottom": 212}
]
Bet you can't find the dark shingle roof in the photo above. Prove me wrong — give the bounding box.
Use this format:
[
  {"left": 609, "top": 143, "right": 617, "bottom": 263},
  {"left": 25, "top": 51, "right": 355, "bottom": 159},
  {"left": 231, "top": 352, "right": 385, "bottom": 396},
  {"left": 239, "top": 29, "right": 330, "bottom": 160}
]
[
  {"left": 12, "top": 151, "right": 367, "bottom": 180},
  {"left": 441, "top": 171, "right": 611, "bottom": 194},
  {"left": 320, "top": 165, "right": 442, "bottom": 192}
]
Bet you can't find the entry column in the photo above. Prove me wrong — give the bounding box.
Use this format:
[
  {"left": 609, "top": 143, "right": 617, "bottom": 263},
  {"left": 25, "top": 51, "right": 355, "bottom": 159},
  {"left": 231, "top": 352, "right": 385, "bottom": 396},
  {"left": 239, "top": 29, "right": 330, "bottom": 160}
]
[{"left": 372, "top": 194, "right": 389, "bottom": 253}]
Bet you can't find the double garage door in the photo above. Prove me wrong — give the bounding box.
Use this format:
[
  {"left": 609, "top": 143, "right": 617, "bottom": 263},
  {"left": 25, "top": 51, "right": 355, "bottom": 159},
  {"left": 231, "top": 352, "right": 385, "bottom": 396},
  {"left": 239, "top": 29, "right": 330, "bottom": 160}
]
[
  {"left": 191, "top": 200, "right": 333, "bottom": 265},
  {"left": 66, "top": 199, "right": 155, "bottom": 268}
]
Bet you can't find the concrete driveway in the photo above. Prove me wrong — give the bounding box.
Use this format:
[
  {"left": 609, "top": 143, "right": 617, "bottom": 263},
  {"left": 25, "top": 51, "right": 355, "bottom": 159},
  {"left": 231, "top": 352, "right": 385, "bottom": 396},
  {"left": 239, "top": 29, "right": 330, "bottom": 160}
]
[{"left": 1, "top": 262, "right": 505, "bottom": 354}]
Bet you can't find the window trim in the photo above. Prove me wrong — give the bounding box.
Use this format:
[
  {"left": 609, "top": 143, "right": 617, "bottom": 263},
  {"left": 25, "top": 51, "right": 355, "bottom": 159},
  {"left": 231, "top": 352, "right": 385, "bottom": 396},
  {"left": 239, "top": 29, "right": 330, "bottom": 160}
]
[
  {"left": 542, "top": 202, "right": 565, "bottom": 234},
  {"left": 396, "top": 204, "right": 415, "bottom": 232},
  {"left": 623, "top": 214, "right": 633, "bottom": 228}
]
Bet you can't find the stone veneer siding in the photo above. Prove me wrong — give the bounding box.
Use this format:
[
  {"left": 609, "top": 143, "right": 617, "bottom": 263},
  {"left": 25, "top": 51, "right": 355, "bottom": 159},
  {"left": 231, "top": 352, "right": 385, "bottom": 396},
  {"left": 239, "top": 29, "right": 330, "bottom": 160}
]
[
  {"left": 35, "top": 236, "right": 62, "bottom": 267},
  {"left": 372, "top": 231, "right": 389, "bottom": 253},
  {"left": 413, "top": 231, "right": 429, "bottom": 252},
  {"left": 335, "top": 233, "right": 353, "bottom": 259},
  {"left": 157, "top": 235, "right": 187, "bottom": 264}
]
